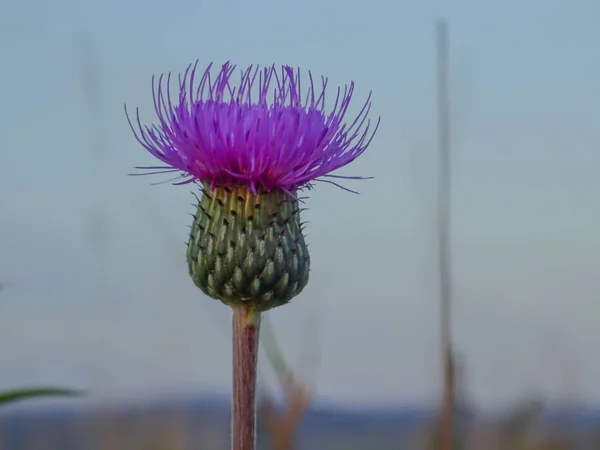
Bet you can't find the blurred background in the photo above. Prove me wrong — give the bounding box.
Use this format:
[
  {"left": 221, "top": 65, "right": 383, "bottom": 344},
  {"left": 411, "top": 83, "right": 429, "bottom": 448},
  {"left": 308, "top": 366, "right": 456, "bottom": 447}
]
[{"left": 1, "top": 0, "right": 599, "bottom": 448}]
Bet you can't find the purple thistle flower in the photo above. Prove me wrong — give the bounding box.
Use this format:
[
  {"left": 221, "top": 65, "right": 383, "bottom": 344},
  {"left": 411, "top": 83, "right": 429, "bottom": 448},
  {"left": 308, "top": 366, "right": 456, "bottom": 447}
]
[
  {"left": 126, "top": 61, "right": 379, "bottom": 194},
  {"left": 126, "top": 61, "right": 379, "bottom": 312},
  {"left": 126, "top": 61, "right": 379, "bottom": 450}
]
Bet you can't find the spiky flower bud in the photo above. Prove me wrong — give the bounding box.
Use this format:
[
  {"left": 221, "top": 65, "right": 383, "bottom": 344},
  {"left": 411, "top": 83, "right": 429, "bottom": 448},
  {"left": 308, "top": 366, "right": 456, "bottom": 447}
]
[
  {"left": 187, "top": 185, "right": 309, "bottom": 311},
  {"left": 126, "top": 61, "right": 379, "bottom": 311}
]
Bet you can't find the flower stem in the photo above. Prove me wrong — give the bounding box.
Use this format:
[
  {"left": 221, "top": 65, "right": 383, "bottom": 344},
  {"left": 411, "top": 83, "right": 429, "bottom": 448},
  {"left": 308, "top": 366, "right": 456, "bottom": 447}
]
[{"left": 232, "top": 306, "right": 261, "bottom": 450}]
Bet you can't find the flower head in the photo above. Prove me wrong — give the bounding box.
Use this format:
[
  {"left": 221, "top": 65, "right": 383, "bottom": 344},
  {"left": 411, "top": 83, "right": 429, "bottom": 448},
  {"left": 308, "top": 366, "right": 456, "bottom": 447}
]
[
  {"left": 126, "top": 61, "right": 379, "bottom": 312},
  {"left": 126, "top": 61, "right": 379, "bottom": 194}
]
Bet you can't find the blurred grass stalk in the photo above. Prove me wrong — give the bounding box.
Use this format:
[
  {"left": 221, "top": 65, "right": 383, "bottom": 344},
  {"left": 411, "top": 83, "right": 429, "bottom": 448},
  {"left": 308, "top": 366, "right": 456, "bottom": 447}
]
[
  {"left": 260, "top": 315, "right": 311, "bottom": 450},
  {"left": 261, "top": 314, "right": 292, "bottom": 387},
  {"left": 435, "top": 19, "right": 456, "bottom": 450}
]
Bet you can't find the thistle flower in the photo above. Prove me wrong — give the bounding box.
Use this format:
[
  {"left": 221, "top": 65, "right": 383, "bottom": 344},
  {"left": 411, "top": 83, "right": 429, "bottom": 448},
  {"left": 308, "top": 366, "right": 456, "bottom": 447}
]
[
  {"left": 126, "top": 61, "right": 379, "bottom": 450},
  {"left": 126, "top": 61, "right": 379, "bottom": 312}
]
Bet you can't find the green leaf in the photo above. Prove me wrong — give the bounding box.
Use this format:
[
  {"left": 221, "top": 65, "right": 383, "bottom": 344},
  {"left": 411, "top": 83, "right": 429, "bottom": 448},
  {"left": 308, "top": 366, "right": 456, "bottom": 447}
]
[{"left": 0, "top": 387, "right": 84, "bottom": 407}]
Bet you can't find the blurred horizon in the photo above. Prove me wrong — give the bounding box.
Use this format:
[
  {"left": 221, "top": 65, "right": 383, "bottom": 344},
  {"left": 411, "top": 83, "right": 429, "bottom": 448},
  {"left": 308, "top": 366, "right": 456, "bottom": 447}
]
[
  {"left": 1, "top": 0, "right": 599, "bottom": 414},
  {"left": 2, "top": 391, "right": 600, "bottom": 450}
]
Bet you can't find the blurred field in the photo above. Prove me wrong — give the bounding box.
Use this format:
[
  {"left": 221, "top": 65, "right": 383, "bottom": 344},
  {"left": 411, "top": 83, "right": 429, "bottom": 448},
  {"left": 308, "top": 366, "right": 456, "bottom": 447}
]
[{"left": 2, "top": 394, "right": 600, "bottom": 450}]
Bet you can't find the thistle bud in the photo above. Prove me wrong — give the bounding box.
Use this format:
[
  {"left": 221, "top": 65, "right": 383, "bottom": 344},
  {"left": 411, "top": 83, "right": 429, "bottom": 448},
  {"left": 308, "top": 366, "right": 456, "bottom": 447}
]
[{"left": 187, "top": 185, "right": 309, "bottom": 311}]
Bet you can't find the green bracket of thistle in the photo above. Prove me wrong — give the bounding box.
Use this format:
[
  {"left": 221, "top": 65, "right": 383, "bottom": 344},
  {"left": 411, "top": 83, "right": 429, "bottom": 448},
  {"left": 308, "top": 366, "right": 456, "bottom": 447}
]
[
  {"left": 0, "top": 387, "right": 84, "bottom": 408},
  {"left": 187, "top": 184, "right": 310, "bottom": 313}
]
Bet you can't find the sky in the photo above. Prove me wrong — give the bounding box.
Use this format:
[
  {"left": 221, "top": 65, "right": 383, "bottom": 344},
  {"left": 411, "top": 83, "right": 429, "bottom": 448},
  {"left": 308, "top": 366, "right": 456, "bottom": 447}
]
[{"left": 0, "top": 0, "right": 599, "bottom": 410}]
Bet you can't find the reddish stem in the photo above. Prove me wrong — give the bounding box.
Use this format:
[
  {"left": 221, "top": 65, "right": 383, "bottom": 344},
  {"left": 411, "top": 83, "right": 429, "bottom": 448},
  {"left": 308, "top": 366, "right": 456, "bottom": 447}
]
[{"left": 232, "top": 307, "right": 261, "bottom": 450}]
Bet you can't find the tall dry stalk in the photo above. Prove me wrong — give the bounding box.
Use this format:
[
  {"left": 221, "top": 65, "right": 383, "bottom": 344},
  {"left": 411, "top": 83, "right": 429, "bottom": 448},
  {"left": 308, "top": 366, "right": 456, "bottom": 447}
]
[{"left": 435, "top": 18, "right": 456, "bottom": 450}]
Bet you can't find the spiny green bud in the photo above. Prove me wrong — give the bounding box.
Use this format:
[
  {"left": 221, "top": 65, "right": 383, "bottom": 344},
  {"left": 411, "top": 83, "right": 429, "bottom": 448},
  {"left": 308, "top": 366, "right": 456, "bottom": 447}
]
[{"left": 186, "top": 184, "right": 310, "bottom": 312}]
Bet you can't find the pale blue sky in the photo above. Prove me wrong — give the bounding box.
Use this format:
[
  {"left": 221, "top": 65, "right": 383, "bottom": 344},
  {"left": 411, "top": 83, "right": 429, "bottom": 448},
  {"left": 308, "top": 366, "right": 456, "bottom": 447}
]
[{"left": 0, "top": 0, "right": 599, "bottom": 409}]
